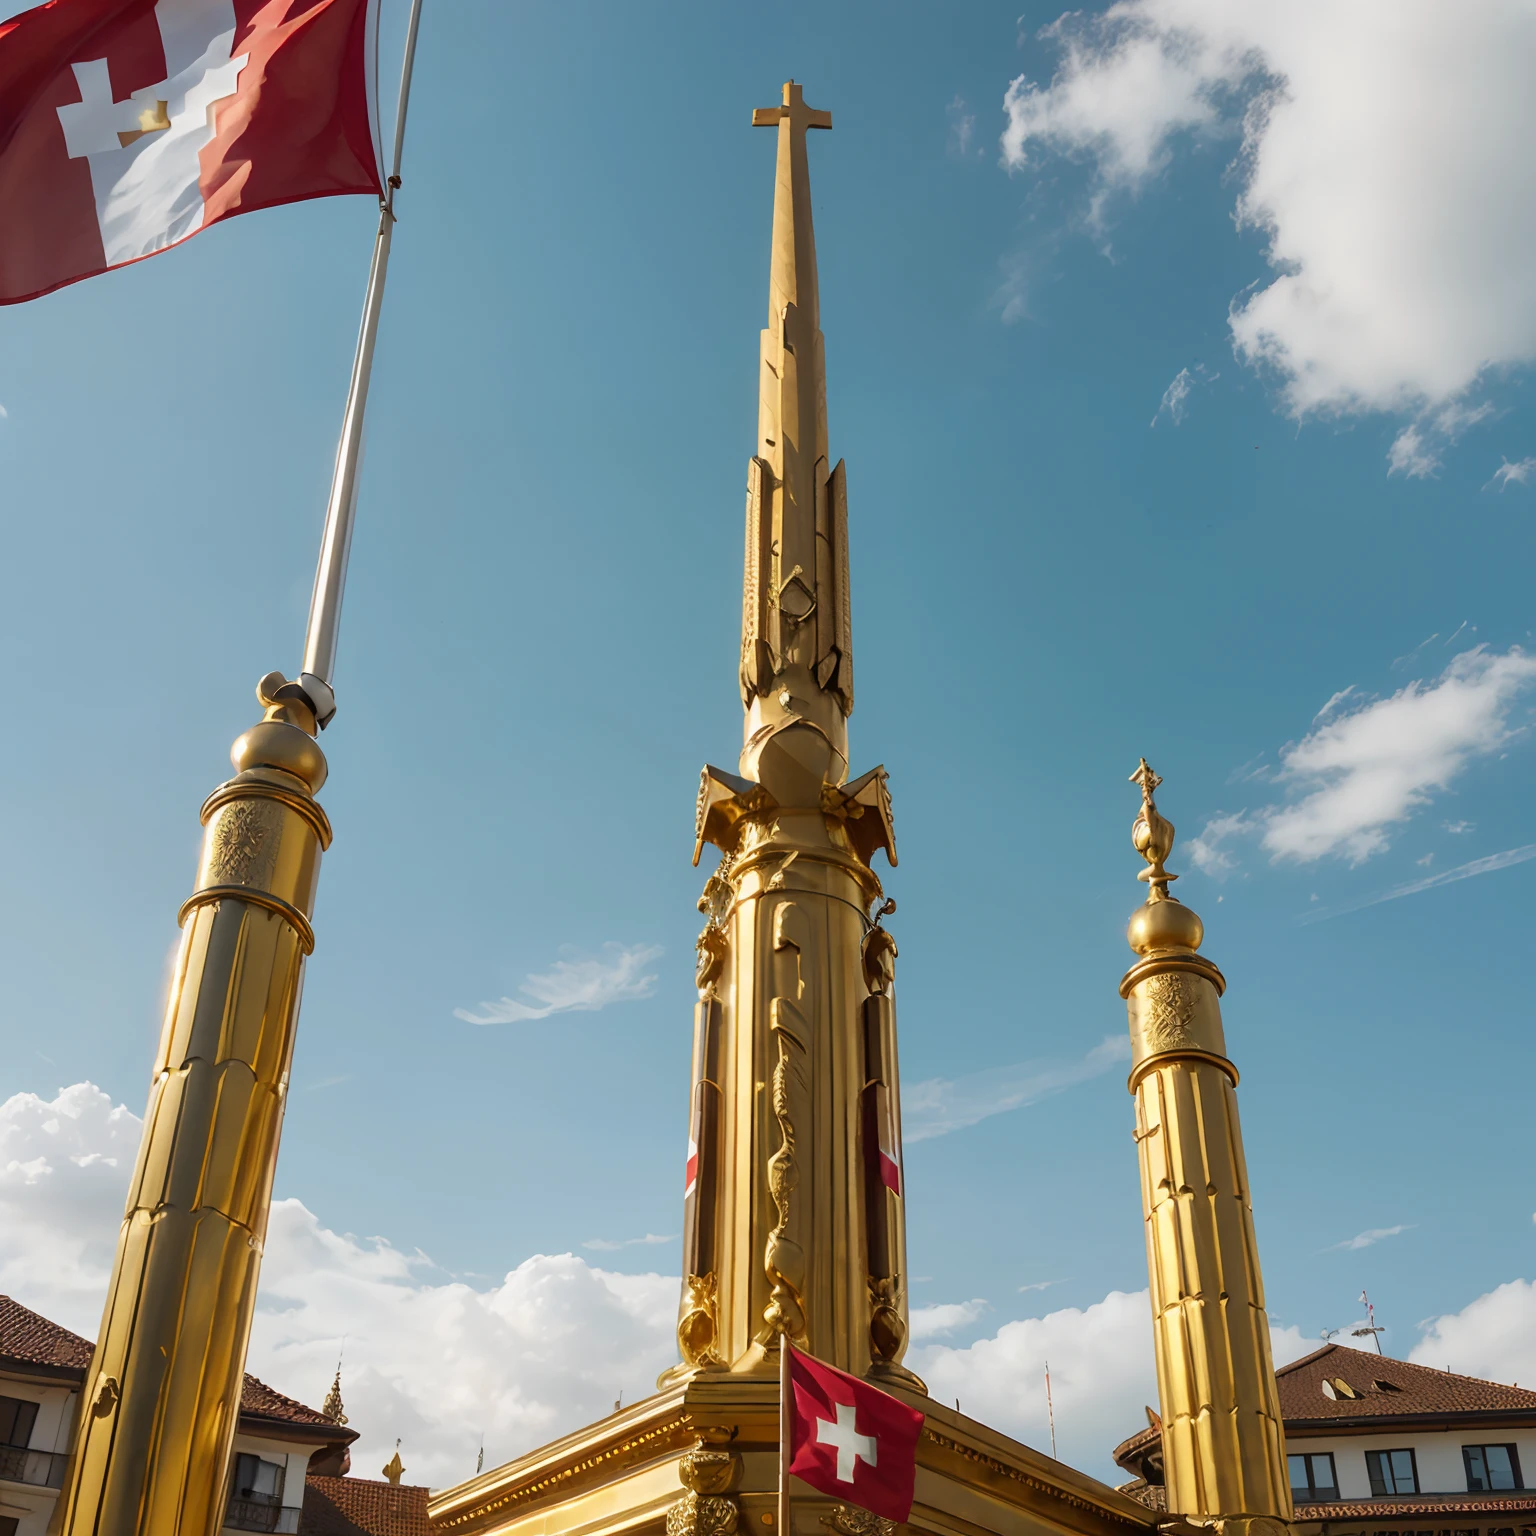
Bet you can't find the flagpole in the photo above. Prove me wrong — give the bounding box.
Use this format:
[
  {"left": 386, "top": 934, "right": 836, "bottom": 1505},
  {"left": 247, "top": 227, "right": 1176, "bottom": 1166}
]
[
  {"left": 55, "top": 6, "right": 426, "bottom": 1532},
  {"left": 298, "top": 0, "right": 425, "bottom": 727},
  {"left": 780, "top": 1337, "right": 793, "bottom": 1536}
]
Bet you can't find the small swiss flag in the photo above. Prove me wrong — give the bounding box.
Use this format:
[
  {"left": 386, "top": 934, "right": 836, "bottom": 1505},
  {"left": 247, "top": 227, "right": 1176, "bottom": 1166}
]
[
  {"left": 0, "top": 0, "right": 383, "bottom": 305},
  {"left": 786, "top": 1343, "right": 924, "bottom": 1523}
]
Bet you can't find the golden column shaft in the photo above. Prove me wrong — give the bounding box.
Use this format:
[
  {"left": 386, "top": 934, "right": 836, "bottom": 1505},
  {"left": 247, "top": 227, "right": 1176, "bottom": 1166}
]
[
  {"left": 57, "top": 676, "right": 330, "bottom": 1536},
  {"left": 671, "top": 85, "right": 916, "bottom": 1389},
  {"left": 1120, "top": 762, "right": 1290, "bottom": 1529}
]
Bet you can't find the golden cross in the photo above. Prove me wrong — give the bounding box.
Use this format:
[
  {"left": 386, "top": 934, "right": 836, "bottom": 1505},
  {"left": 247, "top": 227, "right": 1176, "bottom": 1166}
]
[
  {"left": 1130, "top": 757, "right": 1162, "bottom": 803},
  {"left": 752, "top": 80, "right": 832, "bottom": 135}
]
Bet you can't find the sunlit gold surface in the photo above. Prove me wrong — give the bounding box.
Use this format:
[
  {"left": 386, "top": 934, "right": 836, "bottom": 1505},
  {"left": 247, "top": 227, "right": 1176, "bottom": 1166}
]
[
  {"left": 55, "top": 674, "right": 331, "bottom": 1536},
  {"left": 429, "top": 1376, "right": 1160, "bottom": 1536},
  {"left": 1120, "top": 764, "right": 1290, "bottom": 1527}
]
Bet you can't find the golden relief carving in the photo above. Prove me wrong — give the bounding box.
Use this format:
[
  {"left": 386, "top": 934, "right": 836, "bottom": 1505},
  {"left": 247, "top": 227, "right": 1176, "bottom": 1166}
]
[
  {"left": 820, "top": 1506, "right": 894, "bottom": 1536},
  {"left": 861, "top": 908, "right": 897, "bottom": 996},
  {"left": 763, "top": 903, "right": 809, "bottom": 1340},
  {"left": 666, "top": 1438, "right": 741, "bottom": 1536},
  {"left": 207, "top": 799, "right": 281, "bottom": 889},
  {"left": 677, "top": 1273, "right": 722, "bottom": 1369},
  {"left": 1142, "top": 972, "right": 1197, "bottom": 1052},
  {"left": 868, "top": 1274, "right": 906, "bottom": 1364}
]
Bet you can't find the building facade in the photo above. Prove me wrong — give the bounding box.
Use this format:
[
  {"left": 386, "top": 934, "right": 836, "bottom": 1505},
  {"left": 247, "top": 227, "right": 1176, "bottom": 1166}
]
[
  {"left": 0, "top": 1295, "right": 354, "bottom": 1536},
  {"left": 1114, "top": 1345, "right": 1536, "bottom": 1536}
]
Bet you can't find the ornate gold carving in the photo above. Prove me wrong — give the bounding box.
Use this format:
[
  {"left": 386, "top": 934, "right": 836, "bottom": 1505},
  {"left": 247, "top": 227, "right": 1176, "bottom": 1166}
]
[
  {"left": 667, "top": 1438, "right": 741, "bottom": 1536},
  {"left": 820, "top": 1506, "right": 893, "bottom": 1536},
  {"left": 677, "top": 1273, "right": 722, "bottom": 1368},
  {"left": 1130, "top": 758, "right": 1177, "bottom": 895},
  {"left": 862, "top": 915, "right": 897, "bottom": 996},
  {"left": 763, "top": 904, "right": 809, "bottom": 1340},
  {"left": 207, "top": 799, "right": 280, "bottom": 888},
  {"left": 1142, "top": 972, "right": 1197, "bottom": 1052},
  {"left": 868, "top": 1274, "right": 906, "bottom": 1363}
]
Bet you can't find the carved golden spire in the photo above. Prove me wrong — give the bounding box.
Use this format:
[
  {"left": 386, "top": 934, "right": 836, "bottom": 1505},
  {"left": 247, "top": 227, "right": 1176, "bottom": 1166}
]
[
  {"left": 382, "top": 1447, "right": 404, "bottom": 1486},
  {"left": 740, "top": 81, "right": 852, "bottom": 793},
  {"left": 322, "top": 1366, "right": 347, "bottom": 1426},
  {"left": 1118, "top": 764, "right": 1290, "bottom": 1529}
]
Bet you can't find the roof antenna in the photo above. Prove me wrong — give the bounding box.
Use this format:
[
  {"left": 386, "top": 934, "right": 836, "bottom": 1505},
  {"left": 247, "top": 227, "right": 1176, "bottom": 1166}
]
[
  {"left": 1352, "top": 1290, "right": 1385, "bottom": 1355},
  {"left": 1045, "top": 1360, "right": 1058, "bottom": 1460}
]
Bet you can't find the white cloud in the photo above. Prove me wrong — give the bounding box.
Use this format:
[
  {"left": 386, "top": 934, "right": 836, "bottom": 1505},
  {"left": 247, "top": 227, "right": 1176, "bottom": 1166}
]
[
  {"left": 902, "top": 1035, "right": 1130, "bottom": 1142},
  {"left": 909, "top": 1300, "right": 989, "bottom": 1340},
  {"left": 1325, "top": 1223, "right": 1413, "bottom": 1252},
  {"left": 947, "top": 94, "right": 976, "bottom": 156},
  {"left": 1195, "top": 648, "right": 1536, "bottom": 872},
  {"left": 0, "top": 403, "right": 8, "bottom": 419},
  {"left": 914, "top": 1288, "right": 1312, "bottom": 1480},
  {"left": 1000, "top": 3, "right": 1536, "bottom": 457},
  {"left": 1301, "top": 842, "right": 1536, "bottom": 925},
  {"left": 1187, "top": 811, "right": 1251, "bottom": 877},
  {"left": 1490, "top": 456, "right": 1536, "bottom": 489},
  {"left": 1019, "top": 1279, "right": 1066, "bottom": 1294},
  {"left": 1444, "top": 819, "right": 1475, "bottom": 834},
  {"left": 1152, "top": 367, "right": 1191, "bottom": 425},
  {"left": 0, "top": 1084, "right": 680, "bottom": 1490},
  {"left": 455, "top": 943, "right": 662, "bottom": 1026},
  {"left": 1262, "top": 647, "right": 1536, "bottom": 862},
  {"left": 1412, "top": 1280, "right": 1536, "bottom": 1383},
  {"left": 0, "top": 1083, "right": 146, "bottom": 1336},
  {"left": 581, "top": 1233, "right": 676, "bottom": 1253}
]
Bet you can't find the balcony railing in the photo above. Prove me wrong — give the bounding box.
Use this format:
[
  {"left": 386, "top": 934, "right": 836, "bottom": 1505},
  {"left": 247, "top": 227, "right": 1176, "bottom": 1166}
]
[
  {"left": 0, "top": 1444, "right": 68, "bottom": 1488},
  {"left": 224, "top": 1495, "right": 300, "bottom": 1533}
]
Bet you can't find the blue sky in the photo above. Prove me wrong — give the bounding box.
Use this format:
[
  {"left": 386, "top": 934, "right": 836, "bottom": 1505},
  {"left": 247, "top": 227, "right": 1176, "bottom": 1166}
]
[{"left": 4, "top": 0, "right": 1536, "bottom": 1489}]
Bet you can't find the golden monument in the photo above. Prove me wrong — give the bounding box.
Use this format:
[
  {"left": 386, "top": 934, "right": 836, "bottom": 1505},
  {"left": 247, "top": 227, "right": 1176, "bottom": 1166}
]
[
  {"left": 431, "top": 84, "right": 1291, "bottom": 1536},
  {"left": 47, "top": 70, "right": 1294, "bottom": 1536}
]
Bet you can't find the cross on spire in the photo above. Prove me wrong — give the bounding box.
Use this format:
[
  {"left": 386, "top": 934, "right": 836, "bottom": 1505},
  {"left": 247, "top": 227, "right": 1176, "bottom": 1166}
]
[
  {"left": 815, "top": 1401, "right": 878, "bottom": 1484},
  {"left": 752, "top": 79, "right": 832, "bottom": 135}
]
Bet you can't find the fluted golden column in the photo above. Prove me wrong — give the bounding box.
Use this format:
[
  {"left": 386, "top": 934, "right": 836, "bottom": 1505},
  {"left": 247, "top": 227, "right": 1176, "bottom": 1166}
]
[
  {"left": 1120, "top": 761, "right": 1290, "bottom": 1531},
  {"left": 57, "top": 673, "right": 331, "bottom": 1536}
]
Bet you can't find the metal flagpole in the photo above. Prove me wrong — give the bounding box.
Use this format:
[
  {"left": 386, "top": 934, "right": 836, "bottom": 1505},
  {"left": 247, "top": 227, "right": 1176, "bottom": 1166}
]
[
  {"left": 299, "top": 0, "right": 426, "bottom": 727},
  {"left": 53, "top": 6, "right": 428, "bottom": 1532},
  {"left": 780, "top": 1338, "right": 793, "bottom": 1536}
]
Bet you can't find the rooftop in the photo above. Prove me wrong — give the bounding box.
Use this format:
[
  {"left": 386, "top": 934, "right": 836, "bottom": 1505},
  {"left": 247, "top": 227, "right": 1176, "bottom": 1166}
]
[
  {"left": 0, "top": 1293, "right": 352, "bottom": 1437},
  {"left": 299, "top": 1474, "right": 431, "bottom": 1535},
  {"left": 1113, "top": 1344, "right": 1536, "bottom": 1481}
]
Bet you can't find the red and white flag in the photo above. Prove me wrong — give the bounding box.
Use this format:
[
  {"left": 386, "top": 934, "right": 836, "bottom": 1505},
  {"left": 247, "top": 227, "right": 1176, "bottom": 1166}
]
[
  {"left": 786, "top": 1344, "right": 924, "bottom": 1523},
  {"left": 0, "top": 0, "right": 383, "bottom": 304}
]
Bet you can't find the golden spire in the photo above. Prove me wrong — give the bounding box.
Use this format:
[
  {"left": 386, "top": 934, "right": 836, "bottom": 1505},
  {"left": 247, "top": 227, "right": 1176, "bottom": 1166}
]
[
  {"left": 322, "top": 1366, "right": 347, "bottom": 1426},
  {"left": 1118, "top": 763, "right": 1290, "bottom": 1528},
  {"left": 382, "top": 1447, "right": 404, "bottom": 1486},
  {"left": 740, "top": 81, "right": 852, "bottom": 794}
]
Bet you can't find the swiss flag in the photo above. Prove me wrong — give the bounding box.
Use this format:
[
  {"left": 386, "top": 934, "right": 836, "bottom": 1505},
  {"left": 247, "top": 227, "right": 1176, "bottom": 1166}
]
[
  {"left": 0, "top": 0, "right": 383, "bottom": 305},
  {"left": 786, "top": 1344, "right": 924, "bottom": 1523}
]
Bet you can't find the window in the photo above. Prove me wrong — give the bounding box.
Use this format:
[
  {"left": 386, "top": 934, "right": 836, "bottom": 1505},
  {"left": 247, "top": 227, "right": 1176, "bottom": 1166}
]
[
  {"left": 1290, "top": 1452, "right": 1340, "bottom": 1502},
  {"left": 1465, "top": 1445, "right": 1523, "bottom": 1492},
  {"left": 0, "top": 1396, "right": 37, "bottom": 1450},
  {"left": 232, "top": 1453, "right": 284, "bottom": 1503},
  {"left": 1368, "top": 1449, "right": 1421, "bottom": 1496}
]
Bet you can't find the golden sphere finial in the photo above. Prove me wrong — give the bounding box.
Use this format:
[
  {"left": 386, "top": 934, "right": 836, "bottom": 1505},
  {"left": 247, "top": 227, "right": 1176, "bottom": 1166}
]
[{"left": 1127, "top": 758, "right": 1204, "bottom": 955}]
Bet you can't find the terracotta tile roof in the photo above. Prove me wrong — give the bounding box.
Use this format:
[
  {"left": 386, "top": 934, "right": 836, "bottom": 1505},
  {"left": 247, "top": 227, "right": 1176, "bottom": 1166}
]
[
  {"left": 1278, "top": 1345, "right": 1536, "bottom": 1423},
  {"left": 299, "top": 1475, "right": 431, "bottom": 1535},
  {"left": 0, "top": 1294, "right": 94, "bottom": 1370},
  {"left": 0, "top": 1294, "right": 351, "bottom": 1438}
]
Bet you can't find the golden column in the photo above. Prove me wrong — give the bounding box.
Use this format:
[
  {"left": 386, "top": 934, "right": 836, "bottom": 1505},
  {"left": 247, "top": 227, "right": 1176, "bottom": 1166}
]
[
  {"left": 675, "top": 81, "right": 919, "bottom": 1387},
  {"left": 1120, "top": 761, "right": 1291, "bottom": 1532},
  {"left": 55, "top": 678, "right": 330, "bottom": 1535},
  {"left": 55, "top": 8, "right": 427, "bottom": 1527}
]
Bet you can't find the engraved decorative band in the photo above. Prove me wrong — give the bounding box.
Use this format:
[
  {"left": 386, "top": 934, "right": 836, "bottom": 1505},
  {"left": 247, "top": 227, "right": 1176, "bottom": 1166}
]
[
  {"left": 178, "top": 885, "right": 316, "bottom": 954},
  {"left": 200, "top": 780, "right": 333, "bottom": 849}
]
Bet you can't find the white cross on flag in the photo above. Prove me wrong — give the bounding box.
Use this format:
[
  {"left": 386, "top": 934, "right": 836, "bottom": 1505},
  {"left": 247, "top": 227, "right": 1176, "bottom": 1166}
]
[
  {"left": 786, "top": 1343, "right": 924, "bottom": 1523},
  {"left": 0, "top": 0, "right": 383, "bottom": 305}
]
